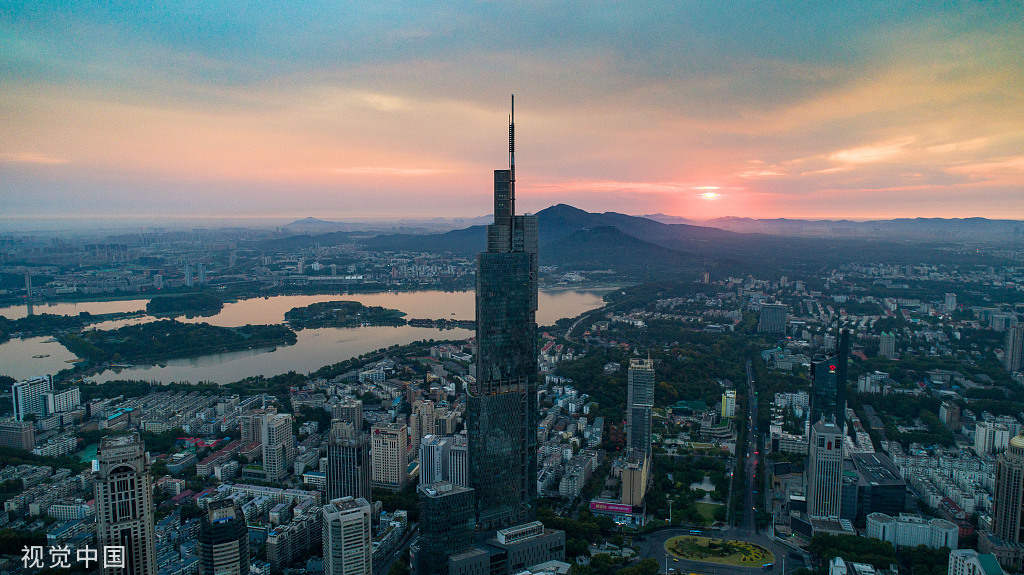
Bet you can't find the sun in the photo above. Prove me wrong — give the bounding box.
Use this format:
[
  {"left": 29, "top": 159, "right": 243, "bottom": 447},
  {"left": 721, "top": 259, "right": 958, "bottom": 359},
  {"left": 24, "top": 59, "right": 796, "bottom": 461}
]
[{"left": 702, "top": 192, "right": 718, "bottom": 199}]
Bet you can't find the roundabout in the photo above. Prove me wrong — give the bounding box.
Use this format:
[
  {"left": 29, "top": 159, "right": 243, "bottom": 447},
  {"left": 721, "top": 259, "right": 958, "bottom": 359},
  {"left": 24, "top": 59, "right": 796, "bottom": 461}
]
[{"left": 665, "top": 535, "right": 774, "bottom": 568}]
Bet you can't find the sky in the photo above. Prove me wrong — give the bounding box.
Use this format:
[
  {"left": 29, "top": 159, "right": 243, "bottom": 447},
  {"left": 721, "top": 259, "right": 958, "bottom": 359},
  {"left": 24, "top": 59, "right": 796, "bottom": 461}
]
[{"left": 2, "top": 2, "right": 1023, "bottom": 222}]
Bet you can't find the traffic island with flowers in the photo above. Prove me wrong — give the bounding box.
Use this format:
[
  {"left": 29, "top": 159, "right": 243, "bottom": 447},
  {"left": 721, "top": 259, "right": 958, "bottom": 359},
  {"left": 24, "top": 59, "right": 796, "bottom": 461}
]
[{"left": 665, "top": 536, "right": 774, "bottom": 567}]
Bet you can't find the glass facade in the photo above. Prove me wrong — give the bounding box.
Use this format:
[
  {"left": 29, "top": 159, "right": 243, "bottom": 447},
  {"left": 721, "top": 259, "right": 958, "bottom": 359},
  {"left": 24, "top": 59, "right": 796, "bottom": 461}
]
[
  {"left": 415, "top": 482, "right": 476, "bottom": 575},
  {"left": 468, "top": 118, "right": 540, "bottom": 532}
]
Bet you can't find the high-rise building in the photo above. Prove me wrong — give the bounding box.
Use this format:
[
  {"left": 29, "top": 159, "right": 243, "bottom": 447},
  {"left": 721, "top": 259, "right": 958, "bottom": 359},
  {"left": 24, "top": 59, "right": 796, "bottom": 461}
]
[
  {"left": 326, "top": 420, "right": 372, "bottom": 502},
  {"left": 448, "top": 432, "right": 469, "bottom": 488},
  {"left": 626, "top": 358, "right": 655, "bottom": 457},
  {"left": 468, "top": 98, "right": 540, "bottom": 532},
  {"left": 0, "top": 418, "right": 35, "bottom": 451},
  {"left": 808, "top": 421, "right": 844, "bottom": 520},
  {"left": 44, "top": 387, "right": 81, "bottom": 414},
  {"left": 197, "top": 262, "right": 207, "bottom": 285},
  {"left": 371, "top": 422, "right": 409, "bottom": 491},
  {"left": 1005, "top": 326, "right": 1024, "bottom": 373},
  {"left": 199, "top": 499, "right": 249, "bottom": 575},
  {"left": 810, "top": 329, "right": 849, "bottom": 426},
  {"left": 95, "top": 433, "right": 157, "bottom": 575},
  {"left": 323, "top": 496, "right": 373, "bottom": 575},
  {"left": 12, "top": 375, "right": 52, "bottom": 421},
  {"left": 262, "top": 413, "right": 296, "bottom": 482},
  {"left": 976, "top": 421, "right": 1012, "bottom": 456},
  {"left": 945, "top": 293, "right": 958, "bottom": 314},
  {"left": 419, "top": 435, "right": 451, "bottom": 485},
  {"left": 331, "top": 399, "right": 363, "bottom": 426},
  {"left": 758, "top": 303, "right": 787, "bottom": 333},
  {"left": 721, "top": 389, "right": 737, "bottom": 419},
  {"left": 410, "top": 400, "right": 436, "bottom": 452},
  {"left": 620, "top": 449, "right": 649, "bottom": 507},
  {"left": 184, "top": 263, "right": 193, "bottom": 287},
  {"left": 414, "top": 481, "right": 476, "bottom": 575},
  {"left": 879, "top": 332, "right": 897, "bottom": 360},
  {"left": 992, "top": 434, "right": 1024, "bottom": 545}
]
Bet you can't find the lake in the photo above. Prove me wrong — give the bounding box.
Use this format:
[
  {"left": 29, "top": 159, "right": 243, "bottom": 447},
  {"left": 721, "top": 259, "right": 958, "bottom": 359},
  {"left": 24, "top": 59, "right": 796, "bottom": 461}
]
[{"left": 0, "top": 290, "right": 606, "bottom": 384}]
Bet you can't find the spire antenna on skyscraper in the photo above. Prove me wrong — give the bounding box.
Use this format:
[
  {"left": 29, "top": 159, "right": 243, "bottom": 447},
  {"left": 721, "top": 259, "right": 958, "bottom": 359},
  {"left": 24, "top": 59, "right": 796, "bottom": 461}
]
[{"left": 509, "top": 94, "right": 515, "bottom": 216}]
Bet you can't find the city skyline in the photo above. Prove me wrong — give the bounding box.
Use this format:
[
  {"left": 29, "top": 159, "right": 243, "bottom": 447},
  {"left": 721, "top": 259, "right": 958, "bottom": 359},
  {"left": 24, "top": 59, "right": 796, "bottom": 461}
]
[{"left": 3, "top": 3, "right": 1023, "bottom": 221}]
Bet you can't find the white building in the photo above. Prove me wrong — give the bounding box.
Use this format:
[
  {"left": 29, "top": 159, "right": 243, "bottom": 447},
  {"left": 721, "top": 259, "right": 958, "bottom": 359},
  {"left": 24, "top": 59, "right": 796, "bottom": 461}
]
[
  {"left": 975, "top": 421, "right": 1011, "bottom": 456},
  {"left": 808, "top": 421, "right": 844, "bottom": 520},
  {"left": 323, "top": 496, "right": 373, "bottom": 575},
  {"left": 371, "top": 423, "right": 409, "bottom": 491},
  {"left": 12, "top": 376, "right": 53, "bottom": 421},
  {"left": 948, "top": 549, "right": 1003, "bottom": 575},
  {"left": 866, "top": 512, "right": 958, "bottom": 549},
  {"left": 721, "top": 390, "right": 737, "bottom": 419}
]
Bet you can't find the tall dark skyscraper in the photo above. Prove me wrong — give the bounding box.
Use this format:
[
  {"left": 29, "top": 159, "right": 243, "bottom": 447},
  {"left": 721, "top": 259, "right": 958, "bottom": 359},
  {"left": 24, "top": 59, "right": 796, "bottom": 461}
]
[
  {"left": 325, "top": 420, "right": 372, "bottom": 503},
  {"left": 810, "top": 328, "right": 849, "bottom": 426},
  {"left": 468, "top": 96, "right": 540, "bottom": 532},
  {"left": 199, "top": 500, "right": 249, "bottom": 575}
]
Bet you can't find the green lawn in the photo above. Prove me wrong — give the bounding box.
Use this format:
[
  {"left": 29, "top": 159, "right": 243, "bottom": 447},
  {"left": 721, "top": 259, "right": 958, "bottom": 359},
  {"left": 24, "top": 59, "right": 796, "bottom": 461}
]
[
  {"left": 665, "top": 535, "right": 774, "bottom": 567},
  {"left": 693, "top": 502, "right": 723, "bottom": 523}
]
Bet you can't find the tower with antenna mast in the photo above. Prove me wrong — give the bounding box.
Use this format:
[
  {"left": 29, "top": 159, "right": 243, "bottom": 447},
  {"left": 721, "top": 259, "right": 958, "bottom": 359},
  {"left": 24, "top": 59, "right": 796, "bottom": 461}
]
[{"left": 468, "top": 95, "right": 540, "bottom": 531}]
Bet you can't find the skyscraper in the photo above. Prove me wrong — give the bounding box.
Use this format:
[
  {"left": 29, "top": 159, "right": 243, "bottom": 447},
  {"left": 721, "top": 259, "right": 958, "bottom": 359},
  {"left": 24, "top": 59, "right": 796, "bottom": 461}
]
[
  {"left": 199, "top": 500, "right": 249, "bottom": 575},
  {"left": 1005, "top": 325, "right": 1024, "bottom": 373},
  {"left": 95, "top": 433, "right": 157, "bottom": 575},
  {"left": 879, "top": 332, "right": 897, "bottom": 360},
  {"left": 261, "top": 412, "right": 296, "bottom": 482},
  {"left": 468, "top": 97, "right": 540, "bottom": 532},
  {"left": 322, "top": 496, "right": 373, "bottom": 575},
  {"left": 326, "top": 420, "right": 372, "bottom": 502},
  {"left": 807, "top": 421, "right": 844, "bottom": 520},
  {"left": 371, "top": 422, "right": 409, "bottom": 491},
  {"left": 414, "top": 481, "right": 476, "bottom": 575},
  {"left": 992, "top": 434, "right": 1024, "bottom": 545},
  {"left": 626, "top": 358, "right": 655, "bottom": 457},
  {"left": 12, "top": 375, "right": 52, "bottom": 421},
  {"left": 419, "top": 434, "right": 451, "bottom": 485},
  {"left": 810, "top": 329, "right": 849, "bottom": 426}
]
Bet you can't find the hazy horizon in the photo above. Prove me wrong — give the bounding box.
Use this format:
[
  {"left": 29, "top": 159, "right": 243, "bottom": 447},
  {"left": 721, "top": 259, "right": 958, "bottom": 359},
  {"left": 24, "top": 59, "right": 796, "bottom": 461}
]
[{"left": 3, "top": 3, "right": 1023, "bottom": 220}]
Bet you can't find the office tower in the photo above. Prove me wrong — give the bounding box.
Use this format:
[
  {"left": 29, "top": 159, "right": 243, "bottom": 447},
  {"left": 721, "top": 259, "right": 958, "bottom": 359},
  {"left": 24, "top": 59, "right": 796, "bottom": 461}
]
[
  {"left": 24, "top": 272, "right": 33, "bottom": 316},
  {"left": 12, "top": 375, "right": 53, "bottom": 421},
  {"left": 326, "top": 420, "right": 372, "bottom": 502},
  {"left": 95, "top": 433, "right": 157, "bottom": 575},
  {"left": 199, "top": 500, "right": 249, "bottom": 575},
  {"left": 371, "top": 422, "right": 409, "bottom": 491},
  {"left": 0, "top": 419, "right": 35, "bottom": 451},
  {"left": 468, "top": 97, "right": 540, "bottom": 532},
  {"left": 945, "top": 293, "right": 958, "bottom": 313},
  {"left": 262, "top": 413, "right": 296, "bottom": 482},
  {"left": 1005, "top": 326, "right": 1024, "bottom": 373},
  {"left": 879, "top": 332, "right": 897, "bottom": 360},
  {"left": 448, "top": 432, "right": 469, "bottom": 487},
  {"left": 626, "top": 358, "right": 655, "bottom": 456},
  {"left": 414, "top": 481, "right": 476, "bottom": 575},
  {"left": 757, "top": 303, "right": 787, "bottom": 333},
  {"left": 992, "top": 434, "right": 1024, "bottom": 544},
  {"left": 808, "top": 421, "right": 844, "bottom": 520},
  {"left": 810, "top": 329, "right": 849, "bottom": 426},
  {"left": 721, "top": 389, "right": 737, "bottom": 419},
  {"left": 323, "top": 496, "right": 373, "bottom": 575},
  {"left": 419, "top": 435, "right": 451, "bottom": 485},
  {"left": 410, "top": 400, "right": 436, "bottom": 452}
]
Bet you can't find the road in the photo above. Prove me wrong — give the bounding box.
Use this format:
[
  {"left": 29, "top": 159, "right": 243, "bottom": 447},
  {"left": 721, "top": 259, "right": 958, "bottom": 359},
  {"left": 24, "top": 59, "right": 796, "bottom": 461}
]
[{"left": 741, "top": 360, "right": 759, "bottom": 533}]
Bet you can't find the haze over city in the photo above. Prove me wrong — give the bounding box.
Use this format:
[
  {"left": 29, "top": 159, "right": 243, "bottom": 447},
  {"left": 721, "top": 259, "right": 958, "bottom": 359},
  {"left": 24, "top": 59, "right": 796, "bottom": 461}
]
[{"left": 3, "top": 2, "right": 1023, "bottom": 222}]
